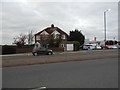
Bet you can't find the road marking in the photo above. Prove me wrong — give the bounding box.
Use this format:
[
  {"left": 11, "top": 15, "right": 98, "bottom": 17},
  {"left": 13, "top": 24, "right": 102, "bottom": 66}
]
[{"left": 29, "top": 86, "right": 46, "bottom": 90}]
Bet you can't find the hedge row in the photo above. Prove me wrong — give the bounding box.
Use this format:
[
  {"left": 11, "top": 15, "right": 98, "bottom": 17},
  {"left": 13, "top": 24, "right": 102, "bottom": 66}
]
[
  {"left": 2, "top": 45, "right": 17, "bottom": 54},
  {"left": 2, "top": 45, "right": 34, "bottom": 55}
]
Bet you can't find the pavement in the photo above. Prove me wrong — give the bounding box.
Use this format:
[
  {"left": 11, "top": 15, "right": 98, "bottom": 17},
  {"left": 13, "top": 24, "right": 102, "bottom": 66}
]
[
  {"left": 1, "top": 49, "right": 117, "bottom": 56},
  {"left": 1, "top": 53, "right": 32, "bottom": 57},
  {"left": 1, "top": 49, "right": 118, "bottom": 67}
]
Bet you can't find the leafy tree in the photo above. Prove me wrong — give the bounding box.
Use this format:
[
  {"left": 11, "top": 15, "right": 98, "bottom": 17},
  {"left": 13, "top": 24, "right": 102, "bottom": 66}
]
[
  {"left": 105, "top": 40, "right": 117, "bottom": 45},
  {"left": 40, "top": 34, "right": 62, "bottom": 48},
  {"left": 69, "top": 29, "right": 85, "bottom": 46},
  {"left": 54, "top": 34, "right": 62, "bottom": 47}
]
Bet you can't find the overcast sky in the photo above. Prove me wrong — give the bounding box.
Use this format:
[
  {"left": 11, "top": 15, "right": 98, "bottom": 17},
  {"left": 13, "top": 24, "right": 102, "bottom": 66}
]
[{"left": 1, "top": 0, "right": 118, "bottom": 45}]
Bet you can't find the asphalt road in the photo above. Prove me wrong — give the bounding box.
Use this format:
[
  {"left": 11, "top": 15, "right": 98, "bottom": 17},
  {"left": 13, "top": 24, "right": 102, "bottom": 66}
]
[{"left": 2, "top": 58, "right": 118, "bottom": 88}]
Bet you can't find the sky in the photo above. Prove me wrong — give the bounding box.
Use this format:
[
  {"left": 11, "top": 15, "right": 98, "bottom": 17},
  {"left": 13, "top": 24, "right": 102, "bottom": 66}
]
[{"left": 0, "top": 0, "right": 119, "bottom": 45}]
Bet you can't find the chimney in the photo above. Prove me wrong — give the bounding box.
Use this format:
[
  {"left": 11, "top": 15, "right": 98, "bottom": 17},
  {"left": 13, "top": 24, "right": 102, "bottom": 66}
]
[{"left": 51, "top": 24, "right": 54, "bottom": 28}]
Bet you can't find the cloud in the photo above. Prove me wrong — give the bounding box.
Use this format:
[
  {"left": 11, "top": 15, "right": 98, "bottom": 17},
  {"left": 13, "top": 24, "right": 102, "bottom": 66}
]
[{"left": 1, "top": 1, "right": 118, "bottom": 44}]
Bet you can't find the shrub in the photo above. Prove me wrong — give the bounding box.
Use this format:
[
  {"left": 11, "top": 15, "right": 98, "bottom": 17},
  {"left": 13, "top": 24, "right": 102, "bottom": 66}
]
[
  {"left": 74, "top": 41, "right": 80, "bottom": 51},
  {"left": 2, "top": 45, "right": 16, "bottom": 54}
]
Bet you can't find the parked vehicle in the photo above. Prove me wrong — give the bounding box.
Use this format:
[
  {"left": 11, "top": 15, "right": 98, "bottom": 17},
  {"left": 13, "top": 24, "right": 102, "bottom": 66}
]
[
  {"left": 110, "top": 45, "right": 118, "bottom": 49},
  {"left": 104, "top": 45, "right": 112, "bottom": 49},
  {"left": 83, "top": 44, "right": 102, "bottom": 50},
  {"left": 32, "top": 47, "right": 53, "bottom": 56},
  {"left": 83, "top": 44, "right": 95, "bottom": 50},
  {"left": 96, "top": 46, "right": 102, "bottom": 49}
]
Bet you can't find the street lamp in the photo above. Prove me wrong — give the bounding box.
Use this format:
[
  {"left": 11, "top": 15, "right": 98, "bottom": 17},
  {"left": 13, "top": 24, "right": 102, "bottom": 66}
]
[{"left": 104, "top": 9, "right": 111, "bottom": 47}]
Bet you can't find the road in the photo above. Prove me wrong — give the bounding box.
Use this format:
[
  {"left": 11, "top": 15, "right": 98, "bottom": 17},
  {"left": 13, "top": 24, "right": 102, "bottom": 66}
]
[{"left": 2, "top": 58, "right": 118, "bottom": 88}]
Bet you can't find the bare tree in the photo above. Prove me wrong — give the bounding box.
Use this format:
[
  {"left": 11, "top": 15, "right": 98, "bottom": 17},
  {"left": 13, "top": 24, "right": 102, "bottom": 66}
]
[
  {"left": 13, "top": 33, "right": 27, "bottom": 47},
  {"left": 27, "top": 30, "right": 34, "bottom": 45}
]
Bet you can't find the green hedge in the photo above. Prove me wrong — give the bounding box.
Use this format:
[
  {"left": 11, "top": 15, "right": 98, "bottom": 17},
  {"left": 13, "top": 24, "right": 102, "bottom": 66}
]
[
  {"left": 74, "top": 41, "right": 80, "bottom": 51},
  {"left": 2, "top": 45, "right": 34, "bottom": 54},
  {"left": 2, "top": 45, "right": 17, "bottom": 54}
]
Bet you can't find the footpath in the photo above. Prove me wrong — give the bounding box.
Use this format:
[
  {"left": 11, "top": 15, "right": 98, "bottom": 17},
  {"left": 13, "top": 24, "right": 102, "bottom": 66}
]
[{"left": 1, "top": 49, "right": 118, "bottom": 67}]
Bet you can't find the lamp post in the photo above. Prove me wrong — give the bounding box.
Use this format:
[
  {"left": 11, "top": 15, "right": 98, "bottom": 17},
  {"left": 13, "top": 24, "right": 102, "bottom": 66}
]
[{"left": 104, "top": 9, "right": 111, "bottom": 47}]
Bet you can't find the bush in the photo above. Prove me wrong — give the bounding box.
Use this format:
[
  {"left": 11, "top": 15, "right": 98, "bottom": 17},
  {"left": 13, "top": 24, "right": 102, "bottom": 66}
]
[
  {"left": 2, "top": 45, "right": 16, "bottom": 54},
  {"left": 74, "top": 41, "right": 80, "bottom": 51},
  {"left": 17, "top": 44, "right": 34, "bottom": 48}
]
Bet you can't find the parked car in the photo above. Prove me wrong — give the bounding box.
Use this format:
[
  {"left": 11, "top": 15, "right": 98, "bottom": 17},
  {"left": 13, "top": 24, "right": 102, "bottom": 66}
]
[
  {"left": 110, "top": 45, "right": 118, "bottom": 49},
  {"left": 96, "top": 46, "right": 102, "bottom": 50},
  {"left": 83, "top": 44, "right": 95, "bottom": 50},
  {"left": 104, "top": 45, "right": 112, "bottom": 49},
  {"left": 32, "top": 47, "right": 53, "bottom": 56}
]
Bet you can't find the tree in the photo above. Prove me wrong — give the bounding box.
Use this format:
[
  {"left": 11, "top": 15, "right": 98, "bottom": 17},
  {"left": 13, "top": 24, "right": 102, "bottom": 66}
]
[
  {"left": 105, "top": 40, "right": 117, "bottom": 45},
  {"left": 40, "top": 34, "right": 62, "bottom": 48},
  {"left": 13, "top": 33, "right": 27, "bottom": 47},
  {"left": 53, "top": 34, "right": 62, "bottom": 47},
  {"left": 74, "top": 41, "right": 80, "bottom": 51},
  {"left": 69, "top": 29, "right": 85, "bottom": 46},
  {"left": 27, "top": 31, "right": 34, "bottom": 45}
]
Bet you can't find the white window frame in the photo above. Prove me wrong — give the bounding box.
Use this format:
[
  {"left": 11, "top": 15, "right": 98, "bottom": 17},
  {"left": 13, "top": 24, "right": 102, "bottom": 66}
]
[
  {"left": 40, "top": 31, "right": 49, "bottom": 35},
  {"left": 36, "top": 35, "right": 40, "bottom": 40},
  {"left": 62, "top": 34, "right": 66, "bottom": 39}
]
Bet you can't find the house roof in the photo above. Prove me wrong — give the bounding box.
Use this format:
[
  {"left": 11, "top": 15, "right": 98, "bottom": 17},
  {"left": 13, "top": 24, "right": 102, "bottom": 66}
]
[{"left": 35, "top": 24, "right": 69, "bottom": 37}]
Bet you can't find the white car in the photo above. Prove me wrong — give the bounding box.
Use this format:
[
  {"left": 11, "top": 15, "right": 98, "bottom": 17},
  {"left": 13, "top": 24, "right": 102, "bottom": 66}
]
[
  {"left": 96, "top": 46, "right": 102, "bottom": 49},
  {"left": 109, "top": 45, "right": 118, "bottom": 49},
  {"left": 83, "top": 45, "right": 95, "bottom": 50}
]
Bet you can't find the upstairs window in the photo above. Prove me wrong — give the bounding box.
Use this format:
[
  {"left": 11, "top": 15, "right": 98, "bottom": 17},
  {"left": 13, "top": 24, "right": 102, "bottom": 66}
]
[
  {"left": 36, "top": 35, "right": 40, "bottom": 40},
  {"left": 62, "top": 34, "right": 66, "bottom": 39}
]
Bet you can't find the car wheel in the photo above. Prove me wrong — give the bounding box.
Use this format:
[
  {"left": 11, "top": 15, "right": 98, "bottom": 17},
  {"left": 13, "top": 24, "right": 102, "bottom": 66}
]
[
  {"left": 34, "top": 52, "right": 38, "bottom": 56},
  {"left": 48, "top": 52, "right": 52, "bottom": 55}
]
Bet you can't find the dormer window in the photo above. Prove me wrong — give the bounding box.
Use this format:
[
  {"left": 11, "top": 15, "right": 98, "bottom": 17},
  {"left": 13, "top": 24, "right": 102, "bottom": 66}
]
[
  {"left": 51, "top": 30, "right": 60, "bottom": 35},
  {"left": 40, "top": 31, "right": 49, "bottom": 35},
  {"left": 36, "top": 35, "right": 40, "bottom": 40}
]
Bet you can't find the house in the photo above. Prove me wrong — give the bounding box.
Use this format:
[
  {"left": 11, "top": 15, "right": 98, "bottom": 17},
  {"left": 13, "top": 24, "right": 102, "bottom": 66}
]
[{"left": 35, "top": 24, "right": 69, "bottom": 47}]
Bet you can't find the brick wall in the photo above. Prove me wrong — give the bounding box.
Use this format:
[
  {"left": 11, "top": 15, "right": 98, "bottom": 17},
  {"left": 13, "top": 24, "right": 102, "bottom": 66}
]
[
  {"left": 16, "top": 47, "right": 64, "bottom": 53},
  {"left": 48, "top": 47, "right": 64, "bottom": 52},
  {"left": 16, "top": 47, "right": 33, "bottom": 53}
]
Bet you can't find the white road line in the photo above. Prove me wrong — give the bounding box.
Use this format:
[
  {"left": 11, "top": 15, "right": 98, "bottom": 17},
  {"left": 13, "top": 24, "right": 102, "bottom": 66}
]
[{"left": 29, "top": 87, "right": 46, "bottom": 90}]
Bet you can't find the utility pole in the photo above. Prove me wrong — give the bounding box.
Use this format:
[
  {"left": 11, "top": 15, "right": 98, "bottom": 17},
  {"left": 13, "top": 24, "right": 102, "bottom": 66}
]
[{"left": 103, "top": 9, "right": 111, "bottom": 47}]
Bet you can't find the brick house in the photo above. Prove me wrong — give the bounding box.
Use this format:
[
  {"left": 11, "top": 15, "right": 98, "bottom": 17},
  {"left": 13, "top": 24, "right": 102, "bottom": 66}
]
[{"left": 35, "top": 24, "right": 69, "bottom": 47}]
